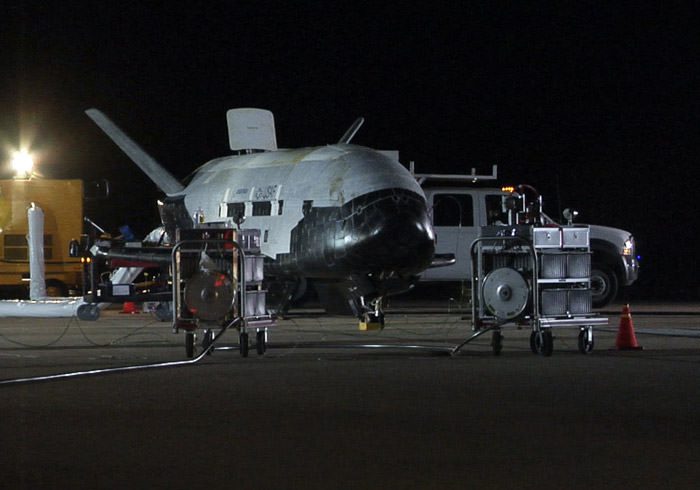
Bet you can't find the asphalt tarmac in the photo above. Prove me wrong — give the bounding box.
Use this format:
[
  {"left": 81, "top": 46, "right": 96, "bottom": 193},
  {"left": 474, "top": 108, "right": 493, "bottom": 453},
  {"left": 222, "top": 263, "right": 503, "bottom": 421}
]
[{"left": 1, "top": 301, "right": 699, "bottom": 489}]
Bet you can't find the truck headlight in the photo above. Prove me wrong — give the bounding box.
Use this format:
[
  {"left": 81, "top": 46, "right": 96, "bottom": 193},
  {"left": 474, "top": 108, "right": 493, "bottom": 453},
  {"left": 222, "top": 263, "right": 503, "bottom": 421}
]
[{"left": 622, "top": 238, "right": 634, "bottom": 256}]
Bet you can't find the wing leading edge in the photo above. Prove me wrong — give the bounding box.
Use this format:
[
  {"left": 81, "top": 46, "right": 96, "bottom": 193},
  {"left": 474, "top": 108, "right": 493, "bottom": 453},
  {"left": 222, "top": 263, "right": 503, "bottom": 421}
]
[{"left": 85, "top": 108, "right": 184, "bottom": 195}]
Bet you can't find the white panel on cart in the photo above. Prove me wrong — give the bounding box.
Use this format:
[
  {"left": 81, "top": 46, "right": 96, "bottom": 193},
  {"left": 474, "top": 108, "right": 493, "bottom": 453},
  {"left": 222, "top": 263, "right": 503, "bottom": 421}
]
[
  {"left": 533, "top": 228, "right": 562, "bottom": 248},
  {"left": 562, "top": 227, "right": 590, "bottom": 248}
]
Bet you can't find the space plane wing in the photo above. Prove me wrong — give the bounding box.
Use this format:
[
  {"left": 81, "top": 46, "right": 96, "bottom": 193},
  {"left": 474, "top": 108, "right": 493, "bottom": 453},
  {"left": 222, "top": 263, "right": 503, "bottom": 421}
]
[{"left": 86, "top": 109, "right": 184, "bottom": 195}]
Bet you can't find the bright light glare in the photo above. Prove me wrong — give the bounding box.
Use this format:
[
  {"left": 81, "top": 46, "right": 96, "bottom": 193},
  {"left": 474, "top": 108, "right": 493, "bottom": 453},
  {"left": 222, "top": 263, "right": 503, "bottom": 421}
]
[
  {"left": 11, "top": 150, "right": 34, "bottom": 176},
  {"left": 622, "top": 238, "right": 634, "bottom": 256}
]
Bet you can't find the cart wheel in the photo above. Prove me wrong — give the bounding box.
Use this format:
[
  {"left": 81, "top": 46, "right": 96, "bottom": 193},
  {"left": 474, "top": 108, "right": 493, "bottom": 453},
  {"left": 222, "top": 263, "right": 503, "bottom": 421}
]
[
  {"left": 491, "top": 330, "right": 503, "bottom": 356},
  {"left": 578, "top": 328, "right": 595, "bottom": 354},
  {"left": 256, "top": 330, "right": 267, "bottom": 355},
  {"left": 202, "top": 329, "right": 214, "bottom": 355},
  {"left": 531, "top": 330, "right": 554, "bottom": 357},
  {"left": 185, "top": 331, "right": 195, "bottom": 358},
  {"left": 239, "top": 332, "right": 249, "bottom": 358},
  {"left": 541, "top": 330, "right": 554, "bottom": 357},
  {"left": 154, "top": 302, "right": 173, "bottom": 322},
  {"left": 77, "top": 304, "right": 100, "bottom": 321}
]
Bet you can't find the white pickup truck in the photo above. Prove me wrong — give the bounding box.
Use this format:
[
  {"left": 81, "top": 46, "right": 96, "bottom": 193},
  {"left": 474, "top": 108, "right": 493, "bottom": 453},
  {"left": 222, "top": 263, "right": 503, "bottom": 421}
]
[{"left": 415, "top": 167, "right": 639, "bottom": 307}]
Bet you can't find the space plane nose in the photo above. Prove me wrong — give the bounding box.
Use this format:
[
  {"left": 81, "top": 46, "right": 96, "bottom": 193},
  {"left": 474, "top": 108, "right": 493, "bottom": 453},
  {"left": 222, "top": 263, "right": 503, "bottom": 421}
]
[
  {"left": 376, "top": 210, "right": 435, "bottom": 273},
  {"left": 342, "top": 189, "right": 435, "bottom": 275}
]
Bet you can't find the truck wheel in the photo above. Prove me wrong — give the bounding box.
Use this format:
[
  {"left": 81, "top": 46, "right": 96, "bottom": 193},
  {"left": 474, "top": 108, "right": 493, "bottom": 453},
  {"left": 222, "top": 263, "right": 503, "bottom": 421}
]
[
  {"left": 590, "top": 266, "right": 618, "bottom": 308},
  {"left": 45, "top": 279, "right": 69, "bottom": 297}
]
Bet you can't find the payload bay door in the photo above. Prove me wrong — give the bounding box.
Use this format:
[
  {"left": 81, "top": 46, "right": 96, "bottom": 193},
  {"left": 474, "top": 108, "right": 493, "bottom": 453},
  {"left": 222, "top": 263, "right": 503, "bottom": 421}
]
[{"left": 422, "top": 192, "right": 478, "bottom": 280}]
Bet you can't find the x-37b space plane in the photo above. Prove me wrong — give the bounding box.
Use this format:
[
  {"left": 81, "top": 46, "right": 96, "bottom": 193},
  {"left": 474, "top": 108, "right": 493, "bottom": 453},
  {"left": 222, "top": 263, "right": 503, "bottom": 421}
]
[{"left": 86, "top": 108, "right": 436, "bottom": 324}]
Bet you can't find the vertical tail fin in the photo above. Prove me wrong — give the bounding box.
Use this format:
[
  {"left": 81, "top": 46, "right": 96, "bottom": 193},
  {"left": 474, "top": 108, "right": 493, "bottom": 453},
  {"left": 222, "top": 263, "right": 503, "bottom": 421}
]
[{"left": 85, "top": 109, "right": 184, "bottom": 195}]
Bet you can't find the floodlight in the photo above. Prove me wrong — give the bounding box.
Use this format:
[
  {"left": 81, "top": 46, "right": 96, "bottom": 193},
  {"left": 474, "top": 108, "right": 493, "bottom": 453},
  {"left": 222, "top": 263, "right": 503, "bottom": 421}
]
[{"left": 11, "top": 150, "right": 34, "bottom": 177}]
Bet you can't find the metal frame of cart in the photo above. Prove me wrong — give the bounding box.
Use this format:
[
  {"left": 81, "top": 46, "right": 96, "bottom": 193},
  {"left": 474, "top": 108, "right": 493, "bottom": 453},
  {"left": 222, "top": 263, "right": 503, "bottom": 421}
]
[
  {"left": 453, "top": 231, "right": 607, "bottom": 356},
  {"left": 171, "top": 230, "right": 274, "bottom": 358}
]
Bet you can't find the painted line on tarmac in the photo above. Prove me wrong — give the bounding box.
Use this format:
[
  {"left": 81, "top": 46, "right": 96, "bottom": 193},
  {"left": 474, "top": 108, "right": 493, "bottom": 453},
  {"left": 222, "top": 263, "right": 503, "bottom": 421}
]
[
  {"left": 598, "top": 310, "right": 700, "bottom": 316},
  {"left": 600, "top": 327, "right": 700, "bottom": 338}
]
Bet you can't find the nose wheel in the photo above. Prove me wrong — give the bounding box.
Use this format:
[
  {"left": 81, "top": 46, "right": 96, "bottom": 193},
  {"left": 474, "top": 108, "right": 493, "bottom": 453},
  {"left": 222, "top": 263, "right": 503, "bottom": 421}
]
[
  {"left": 359, "top": 311, "right": 385, "bottom": 330},
  {"left": 356, "top": 296, "right": 385, "bottom": 331}
]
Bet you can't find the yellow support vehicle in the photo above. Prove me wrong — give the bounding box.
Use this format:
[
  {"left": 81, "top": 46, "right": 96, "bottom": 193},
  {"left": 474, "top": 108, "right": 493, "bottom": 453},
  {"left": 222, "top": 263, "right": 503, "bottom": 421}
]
[{"left": 0, "top": 179, "right": 83, "bottom": 297}]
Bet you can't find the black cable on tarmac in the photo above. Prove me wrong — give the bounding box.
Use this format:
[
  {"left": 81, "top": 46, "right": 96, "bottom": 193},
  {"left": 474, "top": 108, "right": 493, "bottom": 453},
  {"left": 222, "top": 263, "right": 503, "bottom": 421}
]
[{"left": 0, "top": 318, "right": 240, "bottom": 386}]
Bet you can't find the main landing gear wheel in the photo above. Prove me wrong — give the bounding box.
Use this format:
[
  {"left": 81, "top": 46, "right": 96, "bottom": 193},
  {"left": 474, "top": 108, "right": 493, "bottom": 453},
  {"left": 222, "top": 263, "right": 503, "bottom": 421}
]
[
  {"left": 578, "top": 327, "right": 595, "bottom": 354},
  {"left": 185, "top": 331, "right": 195, "bottom": 358},
  {"left": 530, "top": 330, "right": 553, "bottom": 357},
  {"left": 239, "top": 332, "right": 249, "bottom": 358},
  {"left": 491, "top": 330, "right": 503, "bottom": 356}
]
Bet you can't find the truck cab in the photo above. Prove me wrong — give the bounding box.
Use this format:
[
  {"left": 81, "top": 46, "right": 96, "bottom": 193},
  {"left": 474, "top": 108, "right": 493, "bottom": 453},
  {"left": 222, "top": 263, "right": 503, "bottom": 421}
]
[
  {"left": 421, "top": 187, "right": 506, "bottom": 281},
  {"left": 415, "top": 167, "right": 639, "bottom": 307}
]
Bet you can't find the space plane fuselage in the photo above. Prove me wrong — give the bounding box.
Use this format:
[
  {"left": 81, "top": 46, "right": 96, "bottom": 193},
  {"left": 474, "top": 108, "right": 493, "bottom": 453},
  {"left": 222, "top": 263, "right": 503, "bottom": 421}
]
[{"left": 176, "top": 144, "right": 434, "bottom": 278}]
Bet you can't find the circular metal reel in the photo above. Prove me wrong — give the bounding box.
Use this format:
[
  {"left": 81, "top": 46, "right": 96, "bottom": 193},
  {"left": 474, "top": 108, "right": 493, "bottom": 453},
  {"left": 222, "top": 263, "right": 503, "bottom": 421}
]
[
  {"left": 482, "top": 267, "right": 529, "bottom": 320},
  {"left": 184, "top": 270, "right": 235, "bottom": 321}
]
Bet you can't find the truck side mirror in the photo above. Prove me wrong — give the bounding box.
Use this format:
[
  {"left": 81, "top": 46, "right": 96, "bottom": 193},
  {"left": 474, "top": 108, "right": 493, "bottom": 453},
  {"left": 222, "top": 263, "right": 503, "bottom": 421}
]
[{"left": 68, "top": 239, "right": 80, "bottom": 258}]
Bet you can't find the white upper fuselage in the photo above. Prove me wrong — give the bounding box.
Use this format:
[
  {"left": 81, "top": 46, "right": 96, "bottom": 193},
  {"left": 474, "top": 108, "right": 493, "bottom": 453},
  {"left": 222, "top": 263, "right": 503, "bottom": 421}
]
[{"left": 181, "top": 144, "right": 425, "bottom": 259}]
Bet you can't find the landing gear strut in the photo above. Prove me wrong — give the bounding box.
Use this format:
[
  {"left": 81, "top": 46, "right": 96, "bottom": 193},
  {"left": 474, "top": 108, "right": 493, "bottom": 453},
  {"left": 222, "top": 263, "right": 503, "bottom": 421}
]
[{"left": 357, "top": 297, "right": 385, "bottom": 331}]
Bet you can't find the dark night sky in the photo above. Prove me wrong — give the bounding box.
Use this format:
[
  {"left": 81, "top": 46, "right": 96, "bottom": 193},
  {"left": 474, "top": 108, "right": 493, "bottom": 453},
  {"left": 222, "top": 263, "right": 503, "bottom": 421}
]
[{"left": 1, "top": 1, "right": 698, "bottom": 297}]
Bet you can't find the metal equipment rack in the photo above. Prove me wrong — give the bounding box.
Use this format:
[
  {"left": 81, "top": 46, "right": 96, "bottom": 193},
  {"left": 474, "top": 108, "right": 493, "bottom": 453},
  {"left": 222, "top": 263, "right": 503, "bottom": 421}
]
[
  {"left": 75, "top": 224, "right": 274, "bottom": 358},
  {"left": 75, "top": 236, "right": 174, "bottom": 322},
  {"left": 171, "top": 227, "right": 274, "bottom": 358},
  {"left": 454, "top": 224, "right": 607, "bottom": 356}
]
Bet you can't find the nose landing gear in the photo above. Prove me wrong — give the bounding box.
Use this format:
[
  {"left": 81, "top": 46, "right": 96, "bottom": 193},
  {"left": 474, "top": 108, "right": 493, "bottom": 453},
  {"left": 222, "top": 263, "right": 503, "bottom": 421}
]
[{"left": 356, "top": 297, "right": 385, "bottom": 331}]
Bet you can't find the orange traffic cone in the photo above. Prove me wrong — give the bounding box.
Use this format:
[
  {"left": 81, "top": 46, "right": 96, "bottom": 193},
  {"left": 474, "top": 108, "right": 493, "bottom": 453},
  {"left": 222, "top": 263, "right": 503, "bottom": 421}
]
[
  {"left": 616, "top": 304, "right": 642, "bottom": 350},
  {"left": 120, "top": 301, "right": 140, "bottom": 314}
]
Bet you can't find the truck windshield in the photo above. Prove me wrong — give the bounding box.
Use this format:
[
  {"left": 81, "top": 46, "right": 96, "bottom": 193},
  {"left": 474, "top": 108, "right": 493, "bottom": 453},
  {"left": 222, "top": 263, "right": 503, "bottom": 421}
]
[{"left": 485, "top": 195, "right": 507, "bottom": 225}]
